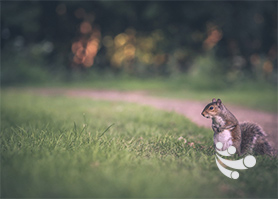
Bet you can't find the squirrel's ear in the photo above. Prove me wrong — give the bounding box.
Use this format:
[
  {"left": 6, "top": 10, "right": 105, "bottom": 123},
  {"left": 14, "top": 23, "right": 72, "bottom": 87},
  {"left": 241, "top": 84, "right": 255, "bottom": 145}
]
[
  {"left": 217, "top": 99, "right": 222, "bottom": 105},
  {"left": 212, "top": 98, "right": 216, "bottom": 103}
]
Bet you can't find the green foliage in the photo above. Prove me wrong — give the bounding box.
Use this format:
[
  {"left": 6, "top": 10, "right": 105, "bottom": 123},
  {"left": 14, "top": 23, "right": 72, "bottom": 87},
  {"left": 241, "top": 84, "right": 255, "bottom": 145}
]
[
  {"left": 1, "top": 91, "right": 277, "bottom": 198},
  {"left": 1, "top": 60, "right": 50, "bottom": 85},
  {"left": 1, "top": 1, "right": 277, "bottom": 83},
  {"left": 1, "top": 42, "right": 53, "bottom": 85},
  {"left": 185, "top": 54, "right": 228, "bottom": 89}
]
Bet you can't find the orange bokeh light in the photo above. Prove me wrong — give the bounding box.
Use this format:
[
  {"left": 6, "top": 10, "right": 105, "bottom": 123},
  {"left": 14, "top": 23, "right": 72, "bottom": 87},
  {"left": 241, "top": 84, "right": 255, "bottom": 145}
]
[
  {"left": 71, "top": 20, "right": 101, "bottom": 68},
  {"left": 203, "top": 24, "right": 223, "bottom": 50},
  {"left": 80, "top": 21, "right": 92, "bottom": 34}
]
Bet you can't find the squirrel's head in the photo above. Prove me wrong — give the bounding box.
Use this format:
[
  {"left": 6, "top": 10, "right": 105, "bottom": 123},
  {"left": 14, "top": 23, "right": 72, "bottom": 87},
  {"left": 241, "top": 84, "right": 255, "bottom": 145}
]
[{"left": 201, "top": 98, "right": 223, "bottom": 119}]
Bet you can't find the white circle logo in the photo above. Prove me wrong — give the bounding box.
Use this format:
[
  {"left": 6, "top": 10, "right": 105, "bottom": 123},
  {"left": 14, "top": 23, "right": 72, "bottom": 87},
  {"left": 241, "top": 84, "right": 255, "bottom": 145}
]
[{"left": 215, "top": 142, "right": 257, "bottom": 179}]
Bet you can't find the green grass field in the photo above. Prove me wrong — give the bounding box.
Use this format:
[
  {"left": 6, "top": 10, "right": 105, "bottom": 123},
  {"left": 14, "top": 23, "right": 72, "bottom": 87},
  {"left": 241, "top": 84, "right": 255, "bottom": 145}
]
[
  {"left": 26, "top": 76, "right": 277, "bottom": 113},
  {"left": 1, "top": 90, "right": 277, "bottom": 198}
]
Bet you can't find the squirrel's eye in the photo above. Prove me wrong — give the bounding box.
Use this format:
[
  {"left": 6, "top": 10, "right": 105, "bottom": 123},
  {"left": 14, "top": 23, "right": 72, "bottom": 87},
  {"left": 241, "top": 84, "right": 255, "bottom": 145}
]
[{"left": 209, "top": 106, "right": 214, "bottom": 110}]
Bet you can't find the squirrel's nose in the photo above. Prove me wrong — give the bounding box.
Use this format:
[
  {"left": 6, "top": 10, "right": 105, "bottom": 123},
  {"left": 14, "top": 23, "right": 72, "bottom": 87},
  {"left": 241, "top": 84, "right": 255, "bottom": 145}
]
[{"left": 201, "top": 112, "right": 204, "bottom": 117}]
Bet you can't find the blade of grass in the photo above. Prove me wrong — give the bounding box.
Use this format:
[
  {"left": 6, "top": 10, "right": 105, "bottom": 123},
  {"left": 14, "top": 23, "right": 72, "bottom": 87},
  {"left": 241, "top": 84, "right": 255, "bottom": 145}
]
[{"left": 99, "top": 123, "right": 115, "bottom": 138}]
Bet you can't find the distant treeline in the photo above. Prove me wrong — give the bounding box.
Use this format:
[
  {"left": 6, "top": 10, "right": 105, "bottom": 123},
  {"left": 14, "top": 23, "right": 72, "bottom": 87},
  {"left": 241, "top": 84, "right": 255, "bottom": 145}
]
[{"left": 1, "top": 1, "right": 277, "bottom": 84}]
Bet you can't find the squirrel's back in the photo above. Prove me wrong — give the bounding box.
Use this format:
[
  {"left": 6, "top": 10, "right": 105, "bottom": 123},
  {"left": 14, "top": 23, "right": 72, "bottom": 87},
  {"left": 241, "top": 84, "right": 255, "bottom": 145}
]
[{"left": 240, "top": 122, "right": 273, "bottom": 155}]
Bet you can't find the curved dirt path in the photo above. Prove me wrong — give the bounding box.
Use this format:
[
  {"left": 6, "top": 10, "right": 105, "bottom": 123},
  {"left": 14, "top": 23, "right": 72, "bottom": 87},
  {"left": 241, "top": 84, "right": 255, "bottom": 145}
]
[{"left": 31, "top": 88, "right": 277, "bottom": 150}]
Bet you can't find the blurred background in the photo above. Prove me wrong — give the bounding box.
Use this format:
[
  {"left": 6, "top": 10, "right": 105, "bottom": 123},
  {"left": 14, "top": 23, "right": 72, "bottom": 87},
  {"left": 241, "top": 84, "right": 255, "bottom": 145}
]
[{"left": 1, "top": 1, "right": 277, "bottom": 88}]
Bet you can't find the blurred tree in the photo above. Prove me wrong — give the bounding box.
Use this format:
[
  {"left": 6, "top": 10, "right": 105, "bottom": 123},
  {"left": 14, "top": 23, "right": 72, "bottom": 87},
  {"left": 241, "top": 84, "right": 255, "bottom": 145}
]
[{"left": 1, "top": 1, "right": 277, "bottom": 83}]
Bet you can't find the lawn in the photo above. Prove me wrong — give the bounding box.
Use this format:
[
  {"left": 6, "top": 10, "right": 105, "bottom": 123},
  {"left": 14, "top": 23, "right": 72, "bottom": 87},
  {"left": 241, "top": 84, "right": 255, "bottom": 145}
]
[
  {"left": 26, "top": 76, "right": 277, "bottom": 113},
  {"left": 1, "top": 90, "right": 277, "bottom": 198}
]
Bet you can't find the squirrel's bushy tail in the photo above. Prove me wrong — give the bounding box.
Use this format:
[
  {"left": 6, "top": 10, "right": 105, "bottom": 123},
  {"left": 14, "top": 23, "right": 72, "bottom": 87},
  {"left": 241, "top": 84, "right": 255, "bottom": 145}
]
[{"left": 240, "top": 122, "right": 274, "bottom": 156}]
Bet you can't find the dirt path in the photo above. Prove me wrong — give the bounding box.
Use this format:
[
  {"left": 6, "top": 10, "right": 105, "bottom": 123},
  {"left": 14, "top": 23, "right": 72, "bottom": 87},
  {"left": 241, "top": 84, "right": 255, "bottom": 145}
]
[{"left": 30, "top": 88, "right": 277, "bottom": 150}]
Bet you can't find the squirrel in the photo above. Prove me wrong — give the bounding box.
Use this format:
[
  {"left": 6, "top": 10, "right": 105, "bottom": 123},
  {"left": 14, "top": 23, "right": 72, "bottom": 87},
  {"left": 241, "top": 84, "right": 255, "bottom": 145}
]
[{"left": 201, "top": 98, "right": 273, "bottom": 156}]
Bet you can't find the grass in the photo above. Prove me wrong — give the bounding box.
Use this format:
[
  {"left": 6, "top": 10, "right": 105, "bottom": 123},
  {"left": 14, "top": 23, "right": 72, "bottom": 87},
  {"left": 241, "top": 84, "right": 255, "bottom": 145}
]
[
  {"left": 17, "top": 75, "right": 277, "bottom": 113},
  {"left": 1, "top": 90, "right": 277, "bottom": 198}
]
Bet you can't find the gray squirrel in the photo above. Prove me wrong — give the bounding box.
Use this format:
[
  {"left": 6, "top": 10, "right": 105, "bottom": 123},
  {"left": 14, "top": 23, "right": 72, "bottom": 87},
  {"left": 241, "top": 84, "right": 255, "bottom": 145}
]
[{"left": 201, "top": 98, "right": 273, "bottom": 156}]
